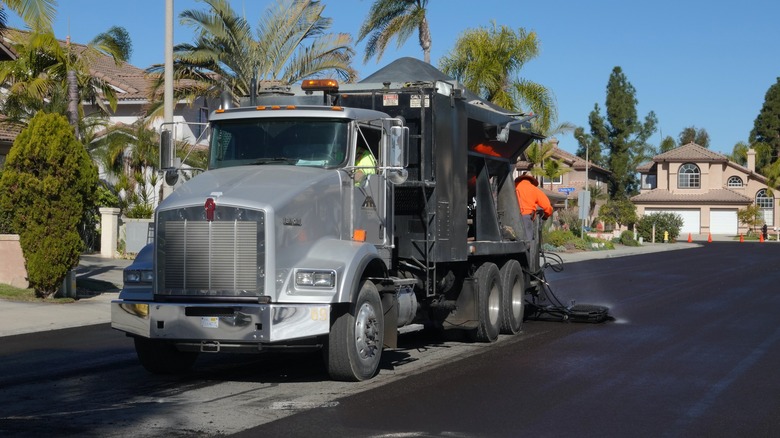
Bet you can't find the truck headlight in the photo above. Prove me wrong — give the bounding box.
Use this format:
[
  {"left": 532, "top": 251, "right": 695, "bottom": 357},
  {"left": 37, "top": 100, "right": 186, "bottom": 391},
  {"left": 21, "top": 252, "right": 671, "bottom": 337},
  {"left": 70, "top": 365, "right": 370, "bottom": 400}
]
[
  {"left": 124, "top": 269, "right": 154, "bottom": 284},
  {"left": 295, "top": 270, "right": 336, "bottom": 288}
]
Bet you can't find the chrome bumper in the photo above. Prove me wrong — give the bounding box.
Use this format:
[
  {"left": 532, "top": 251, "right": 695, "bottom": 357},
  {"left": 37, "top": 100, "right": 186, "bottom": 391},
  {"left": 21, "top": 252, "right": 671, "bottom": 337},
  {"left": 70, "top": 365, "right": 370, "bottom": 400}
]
[{"left": 111, "top": 300, "right": 330, "bottom": 343}]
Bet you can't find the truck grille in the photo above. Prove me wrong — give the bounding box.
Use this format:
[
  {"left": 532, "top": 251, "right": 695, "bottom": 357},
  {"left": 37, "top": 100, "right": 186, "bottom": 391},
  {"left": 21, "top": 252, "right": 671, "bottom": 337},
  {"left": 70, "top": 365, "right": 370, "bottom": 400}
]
[{"left": 156, "top": 206, "right": 265, "bottom": 297}]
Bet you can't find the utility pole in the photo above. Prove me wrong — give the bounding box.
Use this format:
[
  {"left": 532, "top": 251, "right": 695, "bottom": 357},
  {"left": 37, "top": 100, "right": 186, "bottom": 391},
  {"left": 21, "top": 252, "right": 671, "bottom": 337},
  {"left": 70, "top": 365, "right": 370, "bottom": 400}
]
[{"left": 161, "top": 0, "right": 176, "bottom": 199}]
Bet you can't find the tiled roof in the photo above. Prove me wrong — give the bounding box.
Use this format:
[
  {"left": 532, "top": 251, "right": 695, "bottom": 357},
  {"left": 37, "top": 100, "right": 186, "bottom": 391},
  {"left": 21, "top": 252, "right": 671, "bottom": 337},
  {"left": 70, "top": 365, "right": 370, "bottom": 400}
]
[
  {"left": 1, "top": 29, "right": 150, "bottom": 102},
  {"left": 636, "top": 161, "right": 655, "bottom": 173},
  {"left": 516, "top": 146, "right": 611, "bottom": 175},
  {"left": 631, "top": 188, "right": 752, "bottom": 204},
  {"left": 654, "top": 142, "right": 727, "bottom": 163},
  {"left": 0, "top": 118, "right": 22, "bottom": 143}
]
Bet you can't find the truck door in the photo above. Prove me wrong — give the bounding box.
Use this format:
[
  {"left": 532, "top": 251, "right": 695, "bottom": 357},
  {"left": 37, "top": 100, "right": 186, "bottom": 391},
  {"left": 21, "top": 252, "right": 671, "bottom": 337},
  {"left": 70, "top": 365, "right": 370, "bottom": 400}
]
[{"left": 352, "top": 124, "right": 388, "bottom": 247}]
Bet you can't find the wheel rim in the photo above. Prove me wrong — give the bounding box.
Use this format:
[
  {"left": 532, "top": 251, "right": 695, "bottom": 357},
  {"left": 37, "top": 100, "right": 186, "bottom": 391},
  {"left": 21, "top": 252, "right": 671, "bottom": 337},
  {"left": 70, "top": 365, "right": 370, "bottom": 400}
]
[
  {"left": 355, "top": 301, "right": 380, "bottom": 361},
  {"left": 488, "top": 282, "right": 501, "bottom": 326},
  {"left": 511, "top": 279, "right": 523, "bottom": 321}
]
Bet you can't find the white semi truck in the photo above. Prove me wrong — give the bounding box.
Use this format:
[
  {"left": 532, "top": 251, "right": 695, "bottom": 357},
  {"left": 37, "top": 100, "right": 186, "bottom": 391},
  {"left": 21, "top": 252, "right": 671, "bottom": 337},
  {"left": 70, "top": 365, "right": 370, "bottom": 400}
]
[{"left": 111, "top": 58, "right": 548, "bottom": 381}]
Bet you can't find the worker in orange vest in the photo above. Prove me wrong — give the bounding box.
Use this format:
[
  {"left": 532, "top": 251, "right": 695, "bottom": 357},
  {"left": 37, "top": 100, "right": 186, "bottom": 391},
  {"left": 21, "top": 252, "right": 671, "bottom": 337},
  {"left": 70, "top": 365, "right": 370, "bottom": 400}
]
[{"left": 515, "top": 172, "right": 553, "bottom": 241}]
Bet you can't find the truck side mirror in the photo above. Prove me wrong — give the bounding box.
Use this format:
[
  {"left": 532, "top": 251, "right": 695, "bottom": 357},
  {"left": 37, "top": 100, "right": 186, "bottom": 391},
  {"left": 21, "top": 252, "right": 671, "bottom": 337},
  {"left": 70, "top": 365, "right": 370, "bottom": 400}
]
[
  {"left": 387, "top": 126, "right": 409, "bottom": 184},
  {"left": 160, "top": 129, "right": 174, "bottom": 169},
  {"left": 388, "top": 126, "right": 408, "bottom": 167}
]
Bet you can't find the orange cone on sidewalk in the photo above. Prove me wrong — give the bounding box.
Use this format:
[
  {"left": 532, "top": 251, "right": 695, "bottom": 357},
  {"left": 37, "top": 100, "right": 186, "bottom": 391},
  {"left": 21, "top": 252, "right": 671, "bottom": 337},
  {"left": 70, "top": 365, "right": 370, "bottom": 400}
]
[
  {"left": 707, "top": 233, "right": 712, "bottom": 243},
  {"left": 687, "top": 233, "right": 692, "bottom": 243},
  {"left": 740, "top": 234, "right": 744, "bottom": 243},
  {"left": 760, "top": 233, "right": 764, "bottom": 243}
]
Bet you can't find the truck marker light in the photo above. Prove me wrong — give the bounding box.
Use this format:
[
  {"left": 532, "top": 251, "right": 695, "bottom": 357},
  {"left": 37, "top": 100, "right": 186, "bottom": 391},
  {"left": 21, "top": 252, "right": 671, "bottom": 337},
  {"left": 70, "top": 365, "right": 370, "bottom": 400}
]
[
  {"left": 286, "top": 105, "right": 296, "bottom": 110},
  {"left": 353, "top": 229, "right": 366, "bottom": 242},
  {"left": 256, "top": 106, "right": 267, "bottom": 110},
  {"left": 301, "top": 78, "right": 339, "bottom": 92},
  {"left": 271, "top": 105, "right": 281, "bottom": 110}
]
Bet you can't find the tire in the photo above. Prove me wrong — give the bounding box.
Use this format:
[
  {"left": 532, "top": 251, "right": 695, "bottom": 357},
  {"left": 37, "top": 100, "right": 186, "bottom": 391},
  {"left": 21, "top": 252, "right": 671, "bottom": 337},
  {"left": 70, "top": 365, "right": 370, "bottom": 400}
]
[
  {"left": 471, "top": 262, "right": 502, "bottom": 342},
  {"left": 499, "top": 259, "right": 525, "bottom": 335},
  {"left": 134, "top": 337, "right": 198, "bottom": 374},
  {"left": 326, "top": 280, "right": 384, "bottom": 381}
]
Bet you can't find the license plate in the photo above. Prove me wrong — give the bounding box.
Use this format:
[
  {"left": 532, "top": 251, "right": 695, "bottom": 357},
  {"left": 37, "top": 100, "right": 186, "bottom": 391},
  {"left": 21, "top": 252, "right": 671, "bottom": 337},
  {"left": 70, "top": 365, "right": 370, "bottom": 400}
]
[{"left": 201, "top": 317, "right": 219, "bottom": 328}]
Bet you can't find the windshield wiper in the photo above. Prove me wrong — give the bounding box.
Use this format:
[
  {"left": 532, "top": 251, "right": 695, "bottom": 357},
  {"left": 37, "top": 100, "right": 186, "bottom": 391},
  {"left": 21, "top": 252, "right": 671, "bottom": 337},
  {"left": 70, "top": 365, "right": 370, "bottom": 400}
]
[{"left": 250, "top": 157, "right": 297, "bottom": 165}]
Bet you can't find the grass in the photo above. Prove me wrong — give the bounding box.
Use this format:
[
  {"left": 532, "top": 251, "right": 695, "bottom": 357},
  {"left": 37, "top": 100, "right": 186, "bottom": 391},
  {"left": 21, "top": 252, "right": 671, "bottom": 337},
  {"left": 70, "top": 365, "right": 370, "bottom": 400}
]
[{"left": 0, "top": 277, "right": 117, "bottom": 303}]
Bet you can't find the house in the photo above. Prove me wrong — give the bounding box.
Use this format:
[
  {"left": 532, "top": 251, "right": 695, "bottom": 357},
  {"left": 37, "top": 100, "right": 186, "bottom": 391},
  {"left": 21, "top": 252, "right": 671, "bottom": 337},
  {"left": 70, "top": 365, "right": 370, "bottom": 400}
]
[
  {"left": 0, "top": 29, "right": 213, "bottom": 170},
  {"left": 632, "top": 142, "right": 774, "bottom": 236},
  {"left": 515, "top": 138, "right": 612, "bottom": 220}
]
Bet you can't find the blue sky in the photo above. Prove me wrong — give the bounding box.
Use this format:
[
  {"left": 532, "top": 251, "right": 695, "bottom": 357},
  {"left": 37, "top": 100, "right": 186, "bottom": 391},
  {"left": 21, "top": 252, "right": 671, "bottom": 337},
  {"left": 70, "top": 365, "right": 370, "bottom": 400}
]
[{"left": 8, "top": 0, "right": 780, "bottom": 156}]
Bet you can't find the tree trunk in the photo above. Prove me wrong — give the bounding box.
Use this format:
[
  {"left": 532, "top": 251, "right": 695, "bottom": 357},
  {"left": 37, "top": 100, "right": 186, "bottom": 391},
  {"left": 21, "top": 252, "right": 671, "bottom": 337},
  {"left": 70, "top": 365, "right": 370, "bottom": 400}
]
[{"left": 67, "top": 70, "right": 79, "bottom": 139}]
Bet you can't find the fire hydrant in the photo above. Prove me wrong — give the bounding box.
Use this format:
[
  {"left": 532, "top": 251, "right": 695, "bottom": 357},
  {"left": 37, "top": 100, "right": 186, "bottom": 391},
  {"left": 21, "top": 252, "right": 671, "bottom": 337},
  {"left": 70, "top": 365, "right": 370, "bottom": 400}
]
[{"left": 663, "top": 230, "right": 669, "bottom": 243}]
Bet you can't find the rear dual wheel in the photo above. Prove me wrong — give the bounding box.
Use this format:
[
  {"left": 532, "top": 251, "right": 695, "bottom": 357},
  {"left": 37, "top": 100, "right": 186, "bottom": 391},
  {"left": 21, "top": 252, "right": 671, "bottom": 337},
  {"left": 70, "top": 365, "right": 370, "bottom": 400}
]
[
  {"left": 499, "top": 259, "right": 525, "bottom": 335},
  {"left": 471, "top": 262, "right": 502, "bottom": 342}
]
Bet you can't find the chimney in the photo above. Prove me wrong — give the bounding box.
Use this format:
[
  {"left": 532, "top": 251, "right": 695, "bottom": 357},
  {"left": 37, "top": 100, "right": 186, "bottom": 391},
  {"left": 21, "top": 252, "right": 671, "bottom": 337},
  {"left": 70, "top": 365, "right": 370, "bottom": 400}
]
[
  {"left": 549, "top": 137, "right": 559, "bottom": 149},
  {"left": 747, "top": 148, "right": 756, "bottom": 172}
]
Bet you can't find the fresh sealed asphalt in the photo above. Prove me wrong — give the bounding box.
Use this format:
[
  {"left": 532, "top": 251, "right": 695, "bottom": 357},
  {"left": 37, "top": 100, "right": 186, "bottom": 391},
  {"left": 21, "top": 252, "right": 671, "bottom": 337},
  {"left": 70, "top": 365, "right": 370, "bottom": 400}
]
[{"left": 0, "top": 234, "right": 750, "bottom": 337}]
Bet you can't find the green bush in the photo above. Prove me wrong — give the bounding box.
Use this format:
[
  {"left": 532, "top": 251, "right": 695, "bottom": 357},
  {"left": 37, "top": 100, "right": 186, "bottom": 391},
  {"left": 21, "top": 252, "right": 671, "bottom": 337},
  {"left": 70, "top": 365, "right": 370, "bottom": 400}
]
[
  {"left": 636, "top": 212, "right": 684, "bottom": 243},
  {"left": 0, "top": 113, "right": 98, "bottom": 297},
  {"left": 620, "top": 230, "right": 640, "bottom": 246},
  {"left": 545, "top": 229, "right": 577, "bottom": 247}
]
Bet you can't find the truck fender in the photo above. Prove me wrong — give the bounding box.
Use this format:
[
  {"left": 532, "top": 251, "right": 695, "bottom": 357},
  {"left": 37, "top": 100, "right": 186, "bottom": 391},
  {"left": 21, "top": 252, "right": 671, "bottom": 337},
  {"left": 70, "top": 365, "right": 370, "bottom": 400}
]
[{"left": 296, "top": 238, "right": 387, "bottom": 304}]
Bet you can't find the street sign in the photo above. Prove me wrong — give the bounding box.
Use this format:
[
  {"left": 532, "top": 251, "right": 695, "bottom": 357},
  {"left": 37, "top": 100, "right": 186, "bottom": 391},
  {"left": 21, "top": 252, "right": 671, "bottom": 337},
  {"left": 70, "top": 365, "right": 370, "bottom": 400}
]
[{"left": 558, "top": 187, "right": 576, "bottom": 194}]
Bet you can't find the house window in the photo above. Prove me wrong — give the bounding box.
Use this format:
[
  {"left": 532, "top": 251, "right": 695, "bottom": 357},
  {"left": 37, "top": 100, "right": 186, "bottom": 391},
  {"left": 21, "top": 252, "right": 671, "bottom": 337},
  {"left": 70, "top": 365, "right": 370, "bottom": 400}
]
[
  {"left": 542, "top": 175, "right": 562, "bottom": 185},
  {"left": 678, "top": 163, "right": 700, "bottom": 189},
  {"left": 642, "top": 174, "right": 656, "bottom": 189},
  {"left": 197, "top": 107, "right": 209, "bottom": 137},
  {"left": 727, "top": 176, "right": 743, "bottom": 187},
  {"left": 756, "top": 189, "right": 774, "bottom": 225}
]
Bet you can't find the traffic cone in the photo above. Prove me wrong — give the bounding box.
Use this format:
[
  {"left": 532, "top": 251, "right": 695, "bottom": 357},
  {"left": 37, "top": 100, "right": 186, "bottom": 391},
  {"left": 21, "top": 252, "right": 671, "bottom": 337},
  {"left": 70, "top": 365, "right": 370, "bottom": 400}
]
[
  {"left": 707, "top": 233, "right": 712, "bottom": 243},
  {"left": 740, "top": 234, "right": 744, "bottom": 243},
  {"left": 687, "top": 233, "right": 692, "bottom": 243},
  {"left": 760, "top": 233, "right": 764, "bottom": 243}
]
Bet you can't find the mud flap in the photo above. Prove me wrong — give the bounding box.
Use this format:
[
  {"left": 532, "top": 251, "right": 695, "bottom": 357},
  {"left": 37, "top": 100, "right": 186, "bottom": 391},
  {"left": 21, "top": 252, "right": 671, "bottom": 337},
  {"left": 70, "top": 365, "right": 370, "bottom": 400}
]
[{"left": 442, "top": 278, "right": 479, "bottom": 330}]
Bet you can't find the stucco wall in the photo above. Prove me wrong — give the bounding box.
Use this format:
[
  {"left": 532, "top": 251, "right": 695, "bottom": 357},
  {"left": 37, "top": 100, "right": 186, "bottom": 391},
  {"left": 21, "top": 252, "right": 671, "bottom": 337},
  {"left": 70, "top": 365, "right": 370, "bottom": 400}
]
[{"left": 0, "top": 234, "right": 28, "bottom": 288}]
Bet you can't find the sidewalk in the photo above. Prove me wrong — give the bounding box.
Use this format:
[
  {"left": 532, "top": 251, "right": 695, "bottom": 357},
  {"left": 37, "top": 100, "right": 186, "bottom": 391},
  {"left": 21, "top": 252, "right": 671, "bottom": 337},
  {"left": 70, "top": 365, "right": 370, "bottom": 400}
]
[
  {"left": 0, "top": 240, "right": 726, "bottom": 337},
  {"left": 0, "top": 254, "right": 132, "bottom": 337}
]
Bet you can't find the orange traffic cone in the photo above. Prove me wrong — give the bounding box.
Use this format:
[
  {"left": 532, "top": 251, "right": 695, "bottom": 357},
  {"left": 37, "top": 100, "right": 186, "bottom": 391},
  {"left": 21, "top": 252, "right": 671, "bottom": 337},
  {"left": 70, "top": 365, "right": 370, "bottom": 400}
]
[
  {"left": 707, "top": 233, "right": 712, "bottom": 243},
  {"left": 760, "top": 233, "right": 764, "bottom": 243},
  {"left": 740, "top": 234, "right": 744, "bottom": 243},
  {"left": 687, "top": 233, "right": 692, "bottom": 242}
]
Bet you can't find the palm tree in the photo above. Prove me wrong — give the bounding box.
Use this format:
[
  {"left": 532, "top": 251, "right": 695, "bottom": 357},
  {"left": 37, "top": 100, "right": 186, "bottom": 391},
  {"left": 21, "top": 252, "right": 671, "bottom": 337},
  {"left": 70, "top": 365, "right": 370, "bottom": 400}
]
[
  {"left": 357, "top": 0, "right": 431, "bottom": 64},
  {"left": 0, "top": 29, "right": 124, "bottom": 137},
  {"left": 439, "top": 21, "right": 556, "bottom": 132},
  {"left": 146, "top": 0, "right": 355, "bottom": 113},
  {"left": 0, "top": 0, "right": 56, "bottom": 31}
]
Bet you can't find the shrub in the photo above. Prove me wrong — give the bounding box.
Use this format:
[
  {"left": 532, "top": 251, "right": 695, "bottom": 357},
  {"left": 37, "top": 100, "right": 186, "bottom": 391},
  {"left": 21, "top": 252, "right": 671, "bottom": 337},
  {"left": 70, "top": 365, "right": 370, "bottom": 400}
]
[
  {"left": 545, "top": 229, "right": 577, "bottom": 247},
  {"left": 597, "top": 199, "right": 638, "bottom": 229},
  {"left": 636, "top": 212, "right": 684, "bottom": 243},
  {"left": 620, "top": 230, "right": 640, "bottom": 246},
  {"left": 0, "top": 113, "right": 98, "bottom": 297}
]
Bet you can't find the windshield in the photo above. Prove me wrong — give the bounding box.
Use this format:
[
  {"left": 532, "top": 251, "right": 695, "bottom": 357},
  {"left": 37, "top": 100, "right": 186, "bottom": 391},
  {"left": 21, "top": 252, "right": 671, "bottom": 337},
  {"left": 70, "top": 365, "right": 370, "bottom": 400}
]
[{"left": 209, "top": 118, "right": 349, "bottom": 169}]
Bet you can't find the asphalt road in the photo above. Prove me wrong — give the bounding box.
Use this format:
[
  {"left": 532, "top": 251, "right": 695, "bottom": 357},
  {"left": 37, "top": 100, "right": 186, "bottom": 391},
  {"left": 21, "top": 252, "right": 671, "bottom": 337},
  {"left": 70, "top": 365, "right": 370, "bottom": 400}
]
[
  {"left": 239, "top": 242, "right": 780, "bottom": 437},
  {"left": 2, "top": 242, "right": 779, "bottom": 437}
]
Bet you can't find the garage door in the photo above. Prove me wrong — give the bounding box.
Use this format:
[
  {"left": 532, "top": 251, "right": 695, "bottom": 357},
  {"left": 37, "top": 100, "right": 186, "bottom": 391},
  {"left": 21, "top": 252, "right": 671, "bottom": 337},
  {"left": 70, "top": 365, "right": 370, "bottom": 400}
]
[
  {"left": 710, "top": 209, "right": 738, "bottom": 235},
  {"left": 645, "top": 209, "right": 701, "bottom": 235}
]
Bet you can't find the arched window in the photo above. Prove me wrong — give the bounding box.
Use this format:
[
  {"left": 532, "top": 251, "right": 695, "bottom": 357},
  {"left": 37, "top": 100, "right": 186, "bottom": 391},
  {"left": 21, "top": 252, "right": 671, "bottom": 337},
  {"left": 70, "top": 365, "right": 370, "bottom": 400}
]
[
  {"left": 678, "top": 163, "right": 700, "bottom": 189},
  {"left": 756, "top": 189, "right": 774, "bottom": 226},
  {"left": 727, "top": 176, "right": 743, "bottom": 187}
]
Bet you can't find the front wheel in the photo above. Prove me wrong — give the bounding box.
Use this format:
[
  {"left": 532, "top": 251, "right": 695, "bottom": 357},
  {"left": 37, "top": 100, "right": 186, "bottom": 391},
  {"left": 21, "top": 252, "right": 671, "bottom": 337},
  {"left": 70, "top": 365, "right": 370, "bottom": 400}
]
[
  {"left": 326, "top": 280, "right": 384, "bottom": 381},
  {"left": 134, "top": 337, "right": 198, "bottom": 374}
]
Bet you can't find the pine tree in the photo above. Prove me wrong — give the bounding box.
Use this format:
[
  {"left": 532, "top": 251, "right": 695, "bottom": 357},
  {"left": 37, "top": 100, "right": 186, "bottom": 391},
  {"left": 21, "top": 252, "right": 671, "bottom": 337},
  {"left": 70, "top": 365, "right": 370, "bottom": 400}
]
[
  {"left": 0, "top": 113, "right": 98, "bottom": 297},
  {"left": 576, "top": 67, "right": 657, "bottom": 198},
  {"left": 750, "top": 77, "right": 780, "bottom": 162}
]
